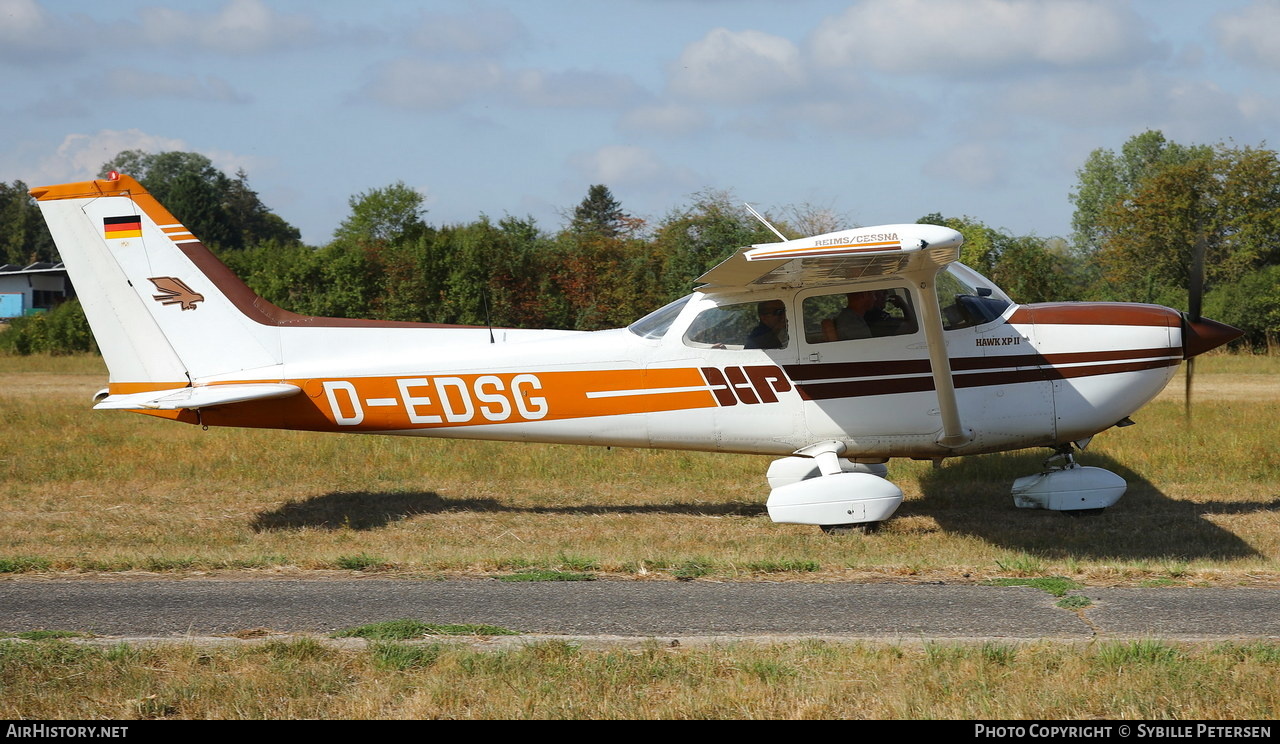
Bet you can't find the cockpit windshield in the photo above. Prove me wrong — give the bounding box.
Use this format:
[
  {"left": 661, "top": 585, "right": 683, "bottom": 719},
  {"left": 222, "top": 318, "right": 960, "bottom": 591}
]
[
  {"left": 938, "top": 264, "right": 1012, "bottom": 330},
  {"left": 627, "top": 294, "right": 693, "bottom": 339}
]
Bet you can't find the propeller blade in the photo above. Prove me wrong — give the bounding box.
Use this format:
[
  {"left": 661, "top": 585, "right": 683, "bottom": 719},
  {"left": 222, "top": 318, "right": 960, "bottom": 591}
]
[
  {"left": 1184, "top": 357, "right": 1195, "bottom": 421},
  {"left": 1185, "top": 231, "right": 1208, "bottom": 419}
]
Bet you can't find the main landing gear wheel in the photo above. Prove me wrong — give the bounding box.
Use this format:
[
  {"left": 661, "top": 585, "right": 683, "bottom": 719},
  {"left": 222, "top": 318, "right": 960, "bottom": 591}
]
[
  {"left": 820, "top": 522, "right": 881, "bottom": 535},
  {"left": 1061, "top": 508, "right": 1106, "bottom": 517}
]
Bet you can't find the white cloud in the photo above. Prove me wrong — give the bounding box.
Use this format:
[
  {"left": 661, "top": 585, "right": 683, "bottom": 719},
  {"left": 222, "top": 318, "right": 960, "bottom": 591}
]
[
  {"left": 0, "top": 0, "right": 82, "bottom": 63},
  {"left": 923, "top": 142, "right": 1005, "bottom": 188},
  {"left": 96, "top": 69, "right": 251, "bottom": 104},
  {"left": 1215, "top": 2, "right": 1280, "bottom": 69},
  {"left": 406, "top": 8, "right": 527, "bottom": 55},
  {"left": 669, "top": 28, "right": 807, "bottom": 104},
  {"left": 569, "top": 145, "right": 694, "bottom": 188},
  {"left": 21, "top": 130, "right": 188, "bottom": 185},
  {"left": 1237, "top": 91, "right": 1280, "bottom": 127},
  {"left": 362, "top": 58, "right": 641, "bottom": 111},
  {"left": 811, "top": 0, "right": 1156, "bottom": 76},
  {"left": 788, "top": 93, "right": 924, "bottom": 138},
  {"left": 509, "top": 69, "right": 641, "bottom": 108},
  {"left": 997, "top": 70, "right": 1249, "bottom": 136},
  {"left": 5, "top": 130, "right": 264, "bottom": 189},
  {"left": 139, "top": 0, "right": 319, "bottom": 54},
  {"left": 618, "top": 103, "right": 711, "bottom": 137},
  {"left": 0, "top": 0, "right": 46, "bottom": 37},
  {"left": 360, "top": 58, "right": 503, "bottom": 110}
]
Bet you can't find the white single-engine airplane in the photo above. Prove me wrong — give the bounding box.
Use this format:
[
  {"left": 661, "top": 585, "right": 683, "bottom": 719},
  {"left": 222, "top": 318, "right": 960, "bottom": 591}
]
[{"left": 32, "top": 173, "right": 1242, "bottom": 532}]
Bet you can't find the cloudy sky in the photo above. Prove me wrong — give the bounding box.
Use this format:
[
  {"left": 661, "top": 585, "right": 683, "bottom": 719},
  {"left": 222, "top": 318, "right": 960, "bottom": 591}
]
[{"left": 3, "top": 0, "right": 1277, "bottom": 246}]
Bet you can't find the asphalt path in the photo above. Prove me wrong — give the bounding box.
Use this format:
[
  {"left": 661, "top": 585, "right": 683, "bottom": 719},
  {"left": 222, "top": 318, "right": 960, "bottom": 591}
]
[{"left": 2, "top": 579, "right": 1278, "bottom": 646}]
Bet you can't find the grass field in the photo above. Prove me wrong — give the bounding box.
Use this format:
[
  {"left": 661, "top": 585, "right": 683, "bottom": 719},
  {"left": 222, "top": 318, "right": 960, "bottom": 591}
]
[
  {"left": 3, "top": 352, "right": 1279, "bottom": 720},
  {"left": 2, "top": 352, "right": 1277, "bottom": 585},
  {"left": 3, "top": 637, "right": 1279, "bottom": 719}
]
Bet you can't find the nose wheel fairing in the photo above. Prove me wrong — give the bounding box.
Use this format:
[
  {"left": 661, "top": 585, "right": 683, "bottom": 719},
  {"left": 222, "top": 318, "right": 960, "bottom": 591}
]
[{"left": 1011, "top": 450, "right": 1126, "bottom": 513}]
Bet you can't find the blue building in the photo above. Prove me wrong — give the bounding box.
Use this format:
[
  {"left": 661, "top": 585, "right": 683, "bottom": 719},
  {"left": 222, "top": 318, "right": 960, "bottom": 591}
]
[{"left": 0, "top": 263, "right": 74, "bottom": 319}]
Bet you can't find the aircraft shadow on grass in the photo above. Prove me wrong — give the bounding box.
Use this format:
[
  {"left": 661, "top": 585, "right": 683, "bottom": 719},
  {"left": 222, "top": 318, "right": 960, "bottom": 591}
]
[
  {"left": 250, "top": 491, "right": 764, "bottom": 532},
  {"left": 251, "top": 450, "right": 1277, "bottom": 563},
  {"left": 906, "top": 450, "right": 1278, "bottom": 561}
]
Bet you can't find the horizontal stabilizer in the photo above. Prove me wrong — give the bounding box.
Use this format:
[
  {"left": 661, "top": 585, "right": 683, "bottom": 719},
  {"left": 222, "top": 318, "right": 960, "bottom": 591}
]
[{"left": 94, "top": 383, "right": 301, "bottom": 411}]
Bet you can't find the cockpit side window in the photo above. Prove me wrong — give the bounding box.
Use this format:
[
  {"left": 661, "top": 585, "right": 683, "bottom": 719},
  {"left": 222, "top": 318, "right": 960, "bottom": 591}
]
[
  {"left": 683, "top": 298, "right": 789, "bottom": 350},
  {"left": 803, "top": 287, "right": 917, "bottom": 343}
]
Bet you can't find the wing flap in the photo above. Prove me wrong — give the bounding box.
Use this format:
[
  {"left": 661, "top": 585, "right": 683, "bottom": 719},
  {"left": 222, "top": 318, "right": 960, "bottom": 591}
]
[{"left": 94, "top": 383, "right": 301, "bottom": 410}]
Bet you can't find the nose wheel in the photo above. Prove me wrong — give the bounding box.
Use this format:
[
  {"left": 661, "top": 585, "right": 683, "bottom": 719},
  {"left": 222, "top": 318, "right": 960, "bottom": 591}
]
[{"left": 820, "top": 521, "right": 882, "bottom": 535}]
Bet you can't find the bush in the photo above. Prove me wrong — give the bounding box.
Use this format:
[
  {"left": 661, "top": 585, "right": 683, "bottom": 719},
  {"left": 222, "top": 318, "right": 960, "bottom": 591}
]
[
  {"left": 1204, "top": 266, "right": 1280, "bottom": 351},
  {"left": 0, "top": 300, "right": 97, "bottom": 355}
]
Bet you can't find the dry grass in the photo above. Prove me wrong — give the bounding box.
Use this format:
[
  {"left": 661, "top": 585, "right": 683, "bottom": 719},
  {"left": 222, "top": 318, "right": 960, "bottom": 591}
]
[
  {"left": 1, "top": 638, "right": 1278, "bottom": 719},
  {"left": 4, "top": 352, "right": 1280, "bottom": 721},
  {"left": 2, "top": 352, "right": 1278, "bottom": 585}
]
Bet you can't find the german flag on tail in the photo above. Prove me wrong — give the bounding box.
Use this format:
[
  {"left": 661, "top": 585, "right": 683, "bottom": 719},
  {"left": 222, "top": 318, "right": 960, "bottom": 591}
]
[{"left": 103, "top": 215, "right": 142, "bottom": 240}]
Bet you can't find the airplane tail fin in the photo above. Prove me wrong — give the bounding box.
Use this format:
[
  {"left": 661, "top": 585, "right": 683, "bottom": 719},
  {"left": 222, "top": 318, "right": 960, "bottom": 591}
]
[{"left": 30, "top": 174, "right": 284, "bottom": 390}]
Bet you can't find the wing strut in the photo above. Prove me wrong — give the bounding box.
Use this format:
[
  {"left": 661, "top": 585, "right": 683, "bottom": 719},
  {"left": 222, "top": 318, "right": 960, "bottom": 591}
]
[{"left": 917, "top": 269, "right": 971, "bottom": 448}]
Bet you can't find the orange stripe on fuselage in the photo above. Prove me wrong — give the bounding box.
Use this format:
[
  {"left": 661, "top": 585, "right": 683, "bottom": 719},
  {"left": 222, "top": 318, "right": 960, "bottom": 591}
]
[{"left": 115, "top": 368, "right": 720, "bottom": 432}]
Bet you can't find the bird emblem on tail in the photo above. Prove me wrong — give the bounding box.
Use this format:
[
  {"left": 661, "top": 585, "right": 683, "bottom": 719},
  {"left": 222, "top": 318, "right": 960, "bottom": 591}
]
[{"left": 148, "top": 277, "right": 204, "bottom": 311}]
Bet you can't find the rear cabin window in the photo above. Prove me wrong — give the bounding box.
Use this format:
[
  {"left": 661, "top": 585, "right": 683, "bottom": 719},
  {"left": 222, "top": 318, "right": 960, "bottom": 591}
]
[{"left": 802, "top": 287, "right": 917, "bottom": 343}]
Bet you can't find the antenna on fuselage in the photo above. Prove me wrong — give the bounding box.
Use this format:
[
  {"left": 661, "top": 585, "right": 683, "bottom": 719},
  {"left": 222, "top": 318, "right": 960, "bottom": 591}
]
[
  {"left": 482, "top": 287, "right": 495, "bottom": 344},
  {"left": 743, "top": 203, "right": 788, "bottom": 242}
]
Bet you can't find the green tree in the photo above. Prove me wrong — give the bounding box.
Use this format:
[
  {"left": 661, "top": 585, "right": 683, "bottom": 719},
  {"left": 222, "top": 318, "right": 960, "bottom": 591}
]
[
  {"left": 99, "top": 151, "right": 299, "bottom": 250},
  {"left": 989, "top": 236, "right": 1081, "bottom": 304},
  {"left": 0, "top": 180, "right": 56, "bottom": 265},
  {"left": 332, "top": 182, "right": 428, "bottom": 247},
  {"left": 223, "top": 169, "right": 302, "bottom": 247},
  {"left": 310, "top": 241, "right": 382, "bottom": 319},
  {"left": 652, "top": 190, "right": 778, "bottom": 302},
  {"left": 1091, "top": 141, "right": 1280, "bottom": 307},
  {"left": 220, "top": 241, "right": 326, "bottom": 316},
  {"left": 1204, "top": 265, "right": 1280, "bottom": 351},
  {"left": 918, "top": 213, "right": 1084, "bottom": 303},
  {"left": 552, "top": 185, "right": 660, "bottom": 328},
  {"left": 917, "top": 213, "right": 1000, "bottom": 275},
  {"left": 1070, "top": 130, "right": 1212, "bottom": 256},
  {"left": 570, "top": 184, "right": 631, "bottom": 238}
]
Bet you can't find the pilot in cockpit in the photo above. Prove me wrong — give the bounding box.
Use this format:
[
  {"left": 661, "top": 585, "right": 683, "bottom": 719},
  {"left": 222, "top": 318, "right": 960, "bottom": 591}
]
[{"left": 745, "top": 300, "right": 788, "bottom": 349}]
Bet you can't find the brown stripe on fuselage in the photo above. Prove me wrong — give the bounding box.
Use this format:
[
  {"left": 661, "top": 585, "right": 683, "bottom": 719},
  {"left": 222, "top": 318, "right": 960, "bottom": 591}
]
[
  {"left": 1009, "top": 303, "right": 1181, "bottom": 327},
  {"left": 784, "top": 359, "right": 932, "bottom": 382},
  {"left": 786, "top": 346, "right": 1180, "bottom": 402}
]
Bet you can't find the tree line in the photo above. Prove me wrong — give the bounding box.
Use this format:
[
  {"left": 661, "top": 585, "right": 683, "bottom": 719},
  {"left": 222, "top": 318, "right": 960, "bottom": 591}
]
[{"left": 3, "top": 132, "right": 1279, "bottom": 354}]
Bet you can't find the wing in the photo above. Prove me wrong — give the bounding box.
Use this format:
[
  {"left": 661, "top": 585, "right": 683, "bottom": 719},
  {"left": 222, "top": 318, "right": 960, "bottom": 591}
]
[
  {"left": 697, "top": 223, "right": 963, "bottom": 290},
  {"left": 94, "top": 383, "right": 302, "bottom": 411},
  {"left": 698, "top": 222, "right": 971, "bottom": 449}
]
